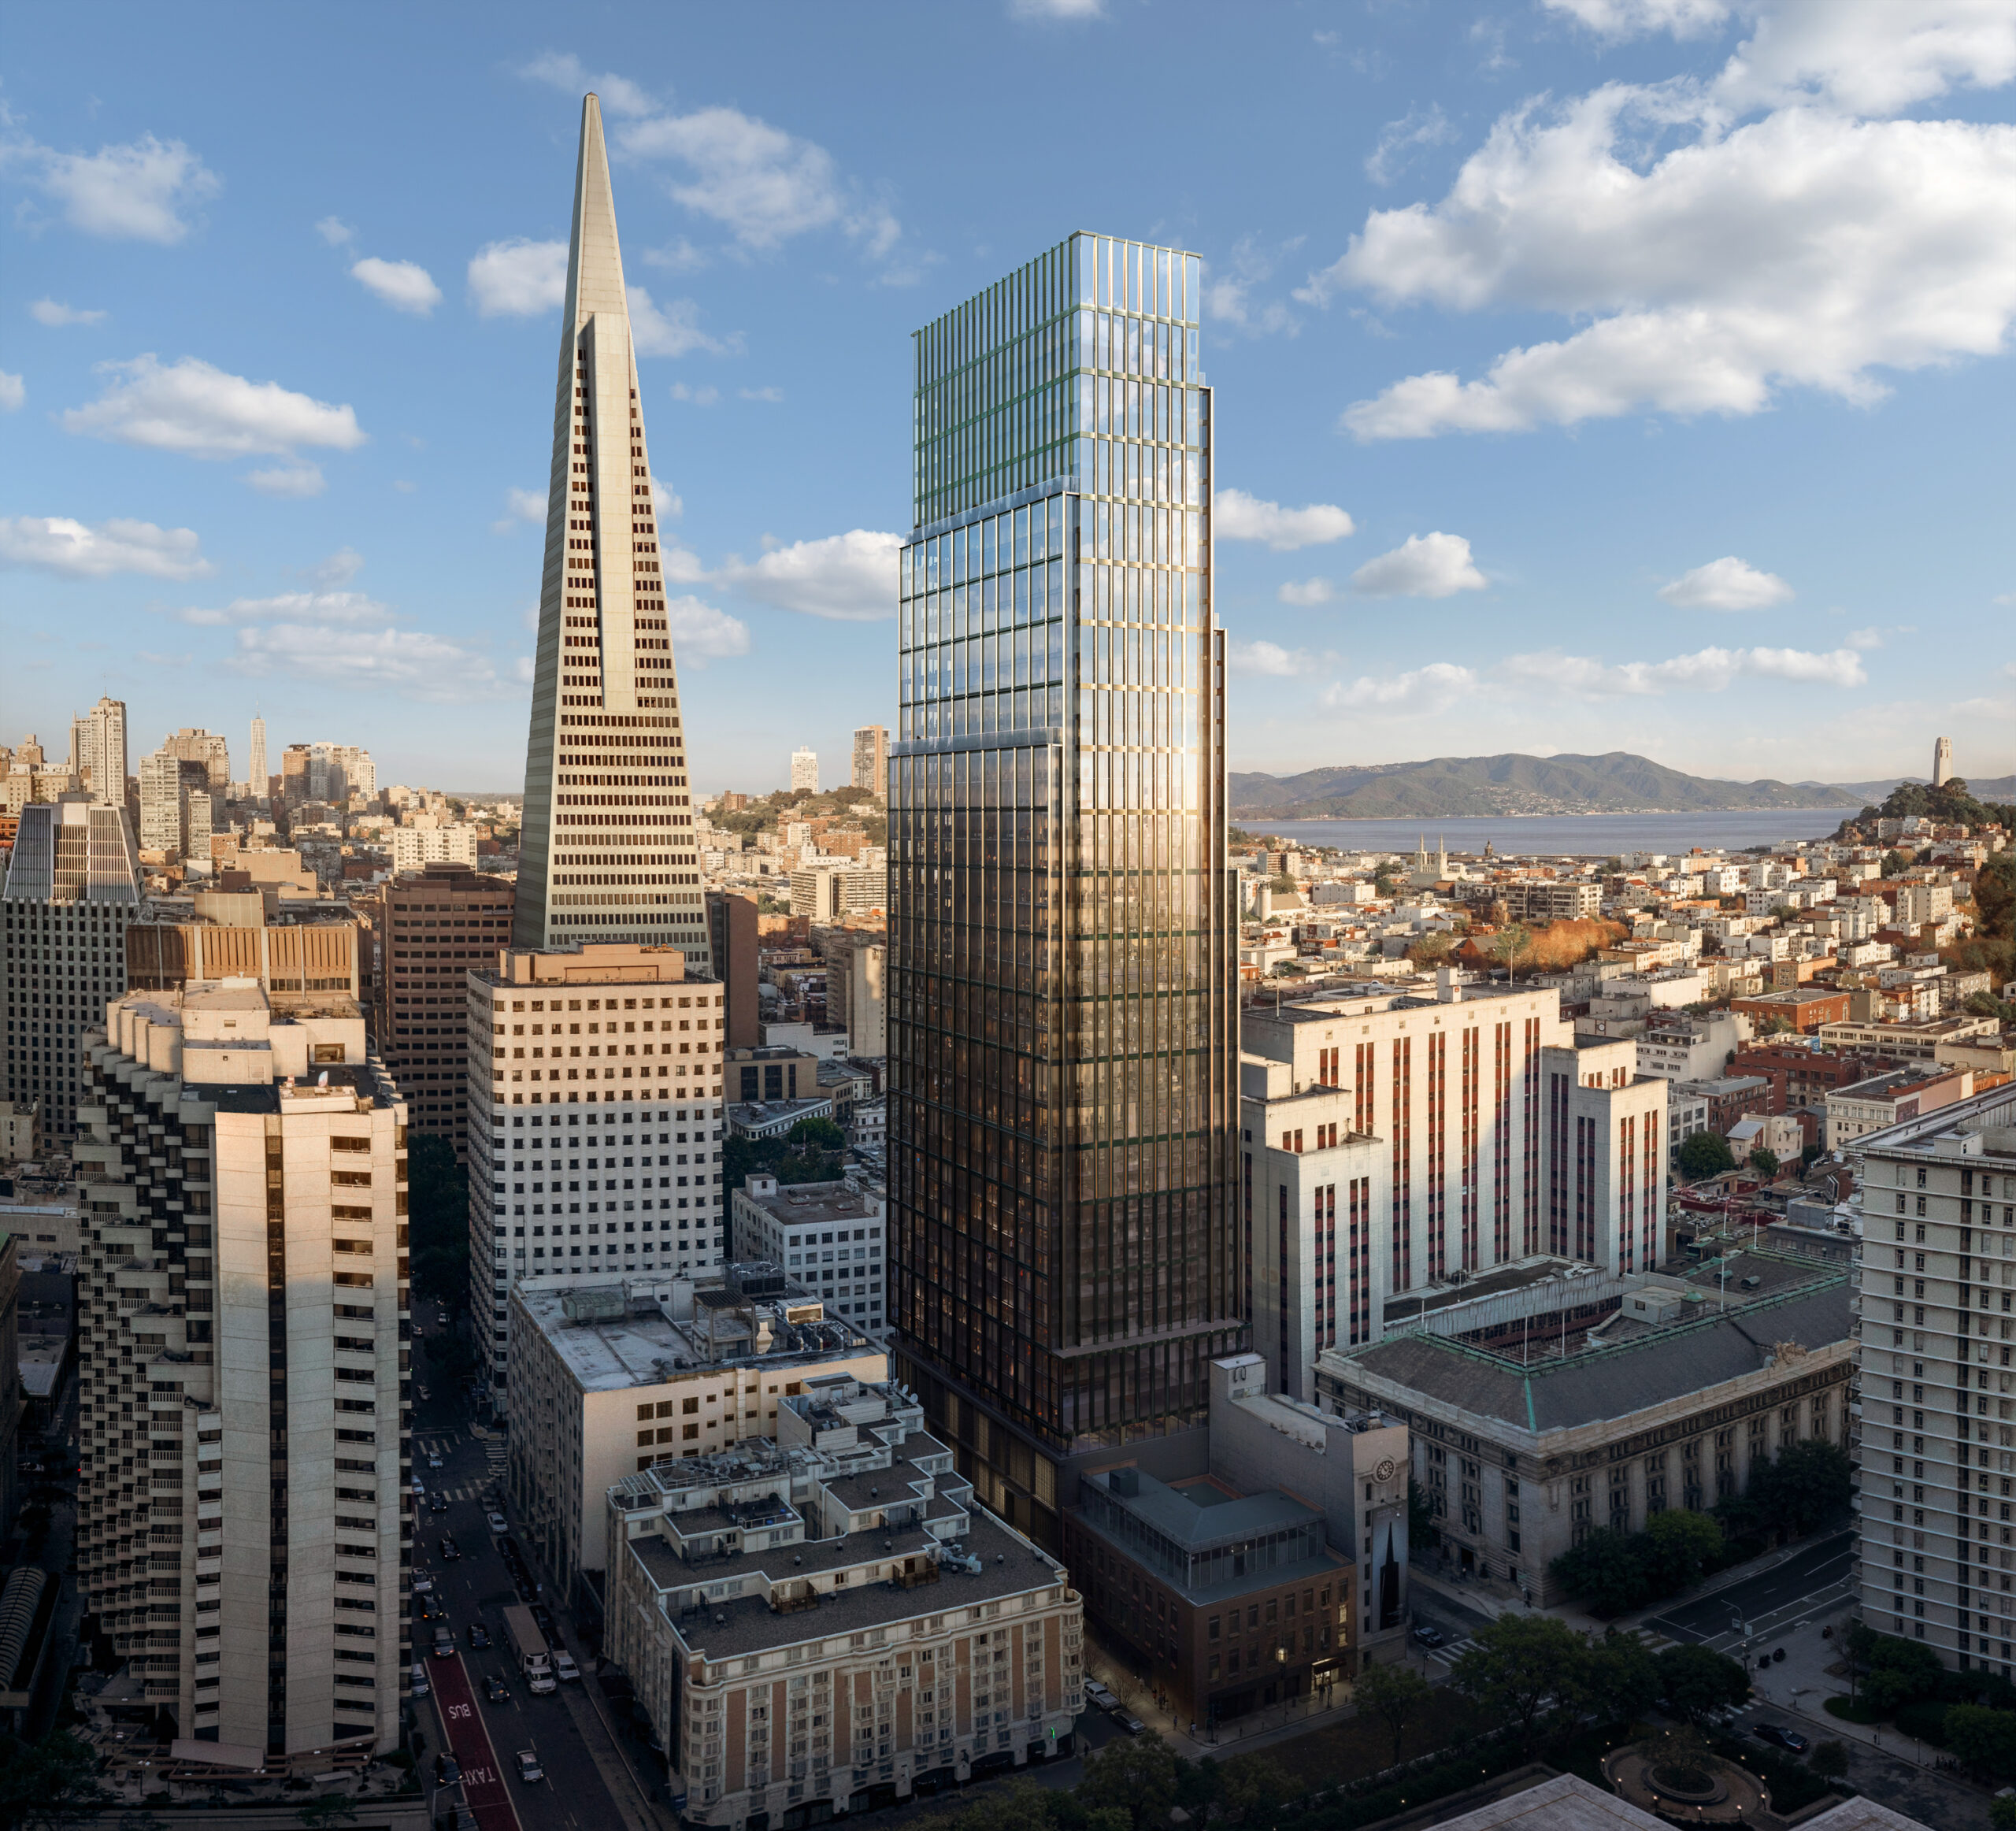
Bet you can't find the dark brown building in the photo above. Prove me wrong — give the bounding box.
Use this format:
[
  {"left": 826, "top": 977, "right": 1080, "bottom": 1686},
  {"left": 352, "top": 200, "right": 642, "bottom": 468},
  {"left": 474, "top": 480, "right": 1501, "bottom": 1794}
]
[
  {"left": 705, "top": 890, "right": 760, "bottom": 1047},
  {"left": 1062, "top": 1465, "right": 1351, "bottom": 1730},
  {"left": 1729, "top": 1042, "right": 1899, "bottom": 1114},
  {"left": 374, "top": 862, "right": 514, "bottom": 1161}
]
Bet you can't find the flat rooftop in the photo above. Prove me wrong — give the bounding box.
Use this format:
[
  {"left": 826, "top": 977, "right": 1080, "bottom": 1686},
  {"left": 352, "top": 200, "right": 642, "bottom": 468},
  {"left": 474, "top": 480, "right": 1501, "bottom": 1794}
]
[
  {"left": 1384, "top": 1255, "right": 1586, "bottom": 1325},
  {"left": 736, "top": 1179, "right": 882, "bottom": 1227},
  {"left": 516, "top": 1277, "right": 876, "bottom": 1393}
]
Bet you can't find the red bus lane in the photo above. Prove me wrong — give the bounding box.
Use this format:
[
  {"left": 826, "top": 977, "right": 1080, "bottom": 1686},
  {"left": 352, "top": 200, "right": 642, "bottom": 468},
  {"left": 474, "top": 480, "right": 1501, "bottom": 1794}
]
[{"left": 429, "top": 1651, "right": 523, "bottom": 1831}]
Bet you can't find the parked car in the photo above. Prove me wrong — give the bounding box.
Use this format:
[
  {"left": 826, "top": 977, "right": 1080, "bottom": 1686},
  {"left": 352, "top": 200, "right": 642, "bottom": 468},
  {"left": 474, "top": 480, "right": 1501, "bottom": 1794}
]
[
  {"left": 515, "top": 1750, "right": 545, "bottom": 1785},
  {"left": 435, "top": 1753, "right": 461, "bottom": 1786},
  {"left": 1120, "top": 1715, "right": 1147, "bottom": 1737},
  {"left": 1083, "top": 1681, "right": 1121, "bottom": 1713},
  {"left": 468, "top": 1624, "right": 491, "bottom": 1650},
  {"left": 487, "top": 1511, "right": 509, "bottom": 1535},
  {"left": 411, "top": 1477, "right": 426, "bottom": 1497},
  {"left": 553, "top": 1650, "right": 581, "bottom": 1683},
  {"left": 484, "top": 1674, "right": 511, "bottom": 1704},
  {"left": 1411, "top": 1625, "right": 1447, "bottom": 1648},
  {"left": 1752, "top": 1725, "right": 1808, "bottom": 1753},
  {"left": 410, "top": 1662, "right": 430, "bottom": 1698}
]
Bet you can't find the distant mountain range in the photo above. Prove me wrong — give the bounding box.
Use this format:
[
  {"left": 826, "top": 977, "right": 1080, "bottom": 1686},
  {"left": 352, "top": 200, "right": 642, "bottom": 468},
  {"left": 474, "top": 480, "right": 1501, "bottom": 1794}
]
[{"left": 1225, "top": 752, "right": 2016, "bottom": 821}]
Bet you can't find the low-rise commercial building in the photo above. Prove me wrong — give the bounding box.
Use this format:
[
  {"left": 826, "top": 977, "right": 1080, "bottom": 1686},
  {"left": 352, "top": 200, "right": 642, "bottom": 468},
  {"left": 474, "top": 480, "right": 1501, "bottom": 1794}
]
[
  {"left": 1317, "top": 1250, "right": 1851, "bottom": 1604},
  {"left": 1732, "top": 988, "right": 1854, "bottom": 1035},
  {"left": 506, "top": 1269, "right": 884, "bottom": 1606},
  {"left": 730, "top": 1174, "right": 886, "bottom": 1332},
  {"left": 1827, "top": 1067, "right": 1981, "bottom": 1152},
  {"left": 604, "top": 1373, "right": 1082, "bottom": 1831}
]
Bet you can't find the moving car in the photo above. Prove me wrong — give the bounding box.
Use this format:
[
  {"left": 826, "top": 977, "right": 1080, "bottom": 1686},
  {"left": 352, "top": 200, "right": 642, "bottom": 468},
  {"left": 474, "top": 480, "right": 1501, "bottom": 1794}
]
[
  {"left": 417, "top": 1384, "right": 431, "bottom": 1401},
  {"left": 439, "top": 1536, "right": 461, "bottom": 1561},
  {"left": 487, "top": 1511, "right": 509, "bottom": 1535},
  {"left": 429, "top": 1494, "right": 449, "bottom": 1514},
  {"left": 552, "top": 1650, "right": 581, "bottom": 1682},
  {"left": 484, "top": 1674, "right": 511, "bottom": 1704},
  {"left": 515, "top": 1750, "right": 545, "bottom": 1785},
  {"left": 1411, "top": 1625, "right": 1447, "bottom": 1648},
  {"left": 435, "top": 1753, "right": 461, "bottom": 1786},
  {"left": 468, "top": 1624, "right": 491, "bottom": 1650},
  {"left": 410, "top": 1571, "right": 435, "bottom": 1595},
  {"left": 1752, "top": 1725, "right": 1808, "bottom": 1753},
  {"left": 427, "top": 1451, "right": 443, "bottom": 1469},
  {"left": 432, "top": 1627, "right": 454, "bottom": 1658}
]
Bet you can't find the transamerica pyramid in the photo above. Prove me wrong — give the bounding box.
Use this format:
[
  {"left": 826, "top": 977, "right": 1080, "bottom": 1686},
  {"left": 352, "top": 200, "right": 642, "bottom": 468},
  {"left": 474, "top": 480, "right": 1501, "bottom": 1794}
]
[{"left": 513, "top": 92, "right": 708, "bottom": 967}]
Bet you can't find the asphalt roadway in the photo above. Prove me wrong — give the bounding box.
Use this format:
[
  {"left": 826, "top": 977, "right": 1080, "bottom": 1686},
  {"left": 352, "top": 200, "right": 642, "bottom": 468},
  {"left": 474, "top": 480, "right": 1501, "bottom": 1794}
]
[
  {"left": 410, "top": 1325, "right": 663, "bottom": 1831},
  {"left": 1643, "top": 1529, "right": 1857, "bottom": 1653}
]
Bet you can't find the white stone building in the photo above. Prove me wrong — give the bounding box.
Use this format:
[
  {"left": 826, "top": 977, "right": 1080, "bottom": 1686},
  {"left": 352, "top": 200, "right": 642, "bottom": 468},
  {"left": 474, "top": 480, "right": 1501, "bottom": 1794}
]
[
  {"left": 730, "top": 1173, "right": 887, "bottom": 1333},
  {"left": 76, "top": 981, "right": 411, "bottom": 1756}
]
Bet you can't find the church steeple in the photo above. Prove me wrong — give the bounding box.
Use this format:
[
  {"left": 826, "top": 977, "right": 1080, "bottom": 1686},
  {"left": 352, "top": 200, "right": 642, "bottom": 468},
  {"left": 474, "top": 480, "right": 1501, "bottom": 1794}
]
[{"left": 512, "top": 94, "right": 708, "bottom": 963}]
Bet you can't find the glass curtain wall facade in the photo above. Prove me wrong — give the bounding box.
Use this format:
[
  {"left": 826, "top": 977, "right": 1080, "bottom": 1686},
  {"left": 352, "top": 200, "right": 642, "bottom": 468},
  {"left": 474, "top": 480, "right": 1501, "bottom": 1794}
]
[{"left": 890, "top": 233, "right": 1243, "bottom": 1547}]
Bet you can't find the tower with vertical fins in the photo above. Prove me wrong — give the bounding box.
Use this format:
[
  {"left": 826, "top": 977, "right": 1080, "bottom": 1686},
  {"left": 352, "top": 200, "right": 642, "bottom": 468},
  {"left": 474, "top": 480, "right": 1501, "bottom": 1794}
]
[{"left": 513, "top": 93, "right": 708, "bottom": 966}]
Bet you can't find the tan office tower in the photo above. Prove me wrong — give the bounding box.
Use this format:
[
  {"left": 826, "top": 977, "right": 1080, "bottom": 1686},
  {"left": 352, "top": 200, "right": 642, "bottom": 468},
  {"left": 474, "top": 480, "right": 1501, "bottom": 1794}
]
[
  {"left": 249, "top": 715, "right": 268, "bottom": 800},
  {"left": 513, "top": 94, "right": 708, "bottom": 969},
  {"left": 76, "top": 985, "right": 411, "bottom": 1757},
  {"left": 851, "top": 724, "right": 888, "bottom": 797}
]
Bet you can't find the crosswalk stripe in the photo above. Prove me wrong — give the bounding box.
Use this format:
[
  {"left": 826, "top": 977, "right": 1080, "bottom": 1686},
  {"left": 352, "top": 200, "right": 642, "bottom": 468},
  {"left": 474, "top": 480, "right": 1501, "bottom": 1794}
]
[{"left": 1426, "top": 1636, "right": 1477, "bottom": 1668}]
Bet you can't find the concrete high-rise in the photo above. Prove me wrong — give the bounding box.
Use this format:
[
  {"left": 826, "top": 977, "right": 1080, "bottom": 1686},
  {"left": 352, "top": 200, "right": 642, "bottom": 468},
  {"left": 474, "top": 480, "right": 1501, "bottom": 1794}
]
[
  {"left": 791, "top": 747, "right": 819, "bottom": 794},
  {"left": 851, "top": 724, "right": 888, "bottom": 797},
  {"left": 1933, "top": 736, "right": 1955, "bottom": 788},
  {"left": 889, "top": 235, "right": 1240, "bottom": 1546},
  {"left": 513, "top": 95, "right": 708, "bottom": 969},
  {"left": 1, "top": 799, "right": 143, "bottom": 1140},
  {"left": 76, "top": 984, "right": 410, "bottom": 1756},
  {"left": 164, "top": 727, "right": 230, "bottom": 791},
  {"left": 248, "top": 715, "right": 269, "bottom": 799},
  {"left": 69, "top": 697, "right": 127, "bottom": 806}
]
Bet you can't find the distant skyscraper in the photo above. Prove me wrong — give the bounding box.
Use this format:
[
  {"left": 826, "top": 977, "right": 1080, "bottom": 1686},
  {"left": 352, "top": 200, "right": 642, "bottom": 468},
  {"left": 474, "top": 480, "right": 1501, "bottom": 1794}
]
[
  {"left": 1, "top": 799, "right": 142, "bottom": 1139},
  {"left": 249, "top": 713, "right": 268, "bottom": 795},
  {"left": 888, "top": 234, "right": 1240, "bottom": 1545},
  {"left": 138, "top": 748, "right": 187, "bottom": 856},
  {"left": 851, "top": 725, "right": 888, "bottom": 798},
  {"left": 511, "top": 94, "right": 709, "bottom": 969},
  {"left": 66, "top": 697, "right": 127, "bottom": 805},
  {"left": 791, "top": 747, "right": 819, "bottom": 794},
  {"left": 1933, "top": 736, "right": 1954, "bottom": 788},
  {"left": 163, "top": 726, "right": 229, "bottom": 790}
]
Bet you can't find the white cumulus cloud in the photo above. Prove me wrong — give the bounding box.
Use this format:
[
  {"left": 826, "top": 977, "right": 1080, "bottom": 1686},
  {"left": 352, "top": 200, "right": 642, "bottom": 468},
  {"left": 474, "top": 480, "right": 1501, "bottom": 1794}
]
[
  {"left": 175, "top": 589, "right": 392, "bottom": 628},
  {"left": 663, "top": 595, "right": 751, "bottom": 665},
  {"left": 1227, "top": 639, "right": 1310, "bottom": 676},
  {"left": 0, "top": 373, "right": 23, "bottom": 411},
  {"left": 224, "top": 621, "right": 519, "bottom": 701},
  {"left": 618, "top": 106, "right": 899, "bottom": 256},
  {"left": 468, "top": 238, "right": 568, "bottom": 317},
  {"left": 1349, "top": 532, "right": 1486, "bottom": 598},
  {"left": 1321, "top": 662, "right": 1480, "bottom": 713},
  {"left": 1277, "top": 578, "right": 1336, "bottom": 606},
  {"left": 718, "top": 529, "right": 900, "bottom": 621},
  {"left": 1542, "top": 0, "right": 1730, "bottom": 40},
  {"left": 1658, "top": 554, "right": 1794, "bottom": 610},
  {"left": 0, "top": 514, "right": 211, "bottom": 580},
  {"left": 631, "top": 285, "right": 736, "bottom": 358},
  {"left": 350, "top": 256, "right": 442, "bottom": 316},
  {"left": 245, "top": 461, "right": 326, "bottom": 498},
  {"left": 1497, "top": 643, "right": 1866, "bottom": 695},
  {"left": 63, "top": 354, "right": 365, "bottom": 460},
  {"left": 650, "top": 476, "right": 683, "bottom": 522},
  {"left": 520, "top": 51, "right": 658, "bottom": 119},
  {"left": 669, "top": 382, "right": 721, "bottom": 406},
  {"left": 1010, "top": 0, "right": 1104, "bottom": 17},
  {"left": 30, "top": 298, "right": 106, "bottom": 327},
  {"left": 1311, "top": 12, "right": 2016, "bottom": 441},
  {"left": 1216, "top": 487, "right": 1354, "bottom": 550},
  {"left": 492, "top": 487, "right": 548, "bottom": 533},
  {"left": 2, "top": 132, "right": 219, "bottom": 243},
  {"left": 316, "top": 216, "right": 355, "bottom": 246},
  {"left": 1366, "top": 105, "right": 1459, "bottom": 186},
  {"left": 1206, "top": 235, "right": 1303, "bottom": 338}
]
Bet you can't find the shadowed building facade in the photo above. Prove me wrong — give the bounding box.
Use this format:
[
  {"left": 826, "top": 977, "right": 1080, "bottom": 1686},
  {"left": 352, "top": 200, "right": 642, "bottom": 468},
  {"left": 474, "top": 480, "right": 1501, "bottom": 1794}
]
[{"left": 889, "top": 235, "right": 1243, "bottom": 1548}]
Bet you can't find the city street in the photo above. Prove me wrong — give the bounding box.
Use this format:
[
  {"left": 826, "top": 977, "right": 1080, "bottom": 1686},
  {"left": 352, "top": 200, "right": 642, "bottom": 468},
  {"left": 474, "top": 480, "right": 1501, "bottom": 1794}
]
[
  {"left": 410, "top": 1325, "right": 666, "bottom": 1831},
  {"left": 1643, "top": 1529, "right": 1856, "bottom": 1652}
]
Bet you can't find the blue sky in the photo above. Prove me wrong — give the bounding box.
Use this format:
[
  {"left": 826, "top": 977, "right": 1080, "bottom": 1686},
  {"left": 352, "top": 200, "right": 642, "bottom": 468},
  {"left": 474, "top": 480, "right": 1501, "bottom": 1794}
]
[{"left": 4, "top": 0, "right": 2013, "bottom": 797}]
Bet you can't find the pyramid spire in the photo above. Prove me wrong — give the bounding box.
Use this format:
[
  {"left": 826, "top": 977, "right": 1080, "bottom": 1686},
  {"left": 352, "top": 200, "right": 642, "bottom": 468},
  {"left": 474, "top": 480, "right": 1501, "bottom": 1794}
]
[{"left": 511, "top": 93, "right": 709, "bottom": 967}]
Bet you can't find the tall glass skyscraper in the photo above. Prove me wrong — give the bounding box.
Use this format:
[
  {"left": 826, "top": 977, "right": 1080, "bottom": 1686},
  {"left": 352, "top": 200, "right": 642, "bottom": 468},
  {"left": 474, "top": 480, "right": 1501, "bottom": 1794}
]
[{"left": 889, "top": 234, "right": 1243, "bottom": 1547}]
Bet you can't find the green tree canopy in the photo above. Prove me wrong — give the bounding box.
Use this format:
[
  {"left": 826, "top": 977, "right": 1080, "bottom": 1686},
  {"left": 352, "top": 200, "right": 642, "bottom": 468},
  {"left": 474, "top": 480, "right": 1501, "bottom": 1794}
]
[
  {"left": 1354, "top": 1659, "right": 1433, "bottom": 1767},
  {"left": 1076, "top": 1735, "right": 1180, "bottom": 1831},
  {"left": 295, "top": 1797, "right": 359, "bottom": 1831},
  {"left": 1808, "top": 1740, "right": 1850, "bottom": 1783},
  {"left": 0, "top": 1732, "right": 109, "bottom": 1831},
  {"left": 1450, "top": 1614, "right": 1592, "bottom": 1755},
  {"left": 1548, "top": 1528, "right": 1647, "bottom": 1616},
  {"left": 1587, "top": 1629, "right": 1662, "bottom": 1722},
  {"left": 1655, "top": 1644, "right": 1750, "bottom": 1725},
  {"left": 1944, "top": 1703, "right": 2016, "bottom": 1781},
  {"left": 1640, "top": 1507, "right": 1724, "bottom": 1592},
  {"left": 1749, "top": 1147, "right": 1781, "bottom": 1179},
  {"left": 1677, "top": 1130, "right": 1736, "bottom": 1181}
]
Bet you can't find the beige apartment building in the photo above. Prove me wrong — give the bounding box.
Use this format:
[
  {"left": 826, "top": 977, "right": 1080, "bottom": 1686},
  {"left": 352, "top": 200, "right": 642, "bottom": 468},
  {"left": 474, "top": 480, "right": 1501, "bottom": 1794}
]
[
  {"left": 506, "top": 1268, "right": 884, "bottom": 1604},
  {"left": 75, "top": 981, "right": 411, "bottom": 1758},
  {"left": 603, "top": 1373, "right": 1084, "bottom": 1830}
]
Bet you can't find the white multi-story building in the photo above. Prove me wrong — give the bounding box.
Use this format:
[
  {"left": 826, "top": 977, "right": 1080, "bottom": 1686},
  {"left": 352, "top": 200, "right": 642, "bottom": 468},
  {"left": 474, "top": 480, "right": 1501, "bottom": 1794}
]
[
  {"left": 247, "top": 716, "right": 268, "bottom": 799},
  {"left": 69, "top": 698, "right": 128, "bottom": 806},
  {"left": 2, "top": 799, "right": 143, "bottom": 1140},
  {"left": 506, "top": 1269, "right": 884, "bottom": 1603},
  {"left": 465, "top": 943, "right": 728, "bottom": 1410},
  {"left": 1243, "top": 979, "right": 1667, "bottom": 1405},
  {"left": 388, "top": 823, "right": 479, "bottom": 872},
  {"left": 730, "top": 1173, "right": 887, "bottom": 1332},
  {"left": 791, "top": 747, "right": 819, "bottom": 794},
  {"left": 603, "top": 1373, "right": 1084, "bottom": 1831},
  {"left": 1847, "top": 1080, "right": 2016, "bottom": 1677},
  {"left": 75, "top": 981, "right": 411, "bottom": 1757}
]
